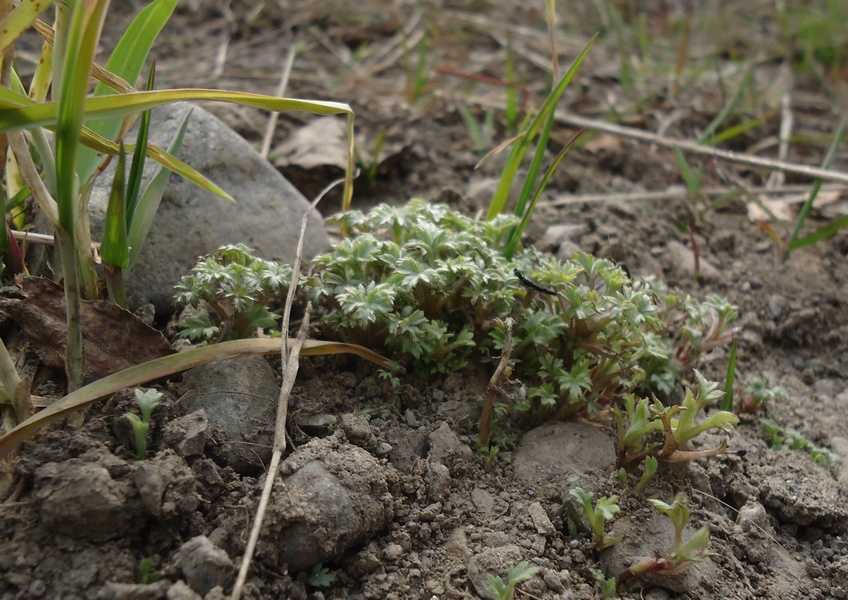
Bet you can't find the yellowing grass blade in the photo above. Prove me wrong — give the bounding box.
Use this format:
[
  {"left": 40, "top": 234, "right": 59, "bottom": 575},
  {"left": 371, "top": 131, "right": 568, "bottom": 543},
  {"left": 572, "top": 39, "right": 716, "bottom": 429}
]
[
  {"left": 0, "top": 338, "right": 392, "bottom": 459},
  {"left": 0, "top": 88, "right": 354, "bottom": 208},
  {"left": 0, "top": 0, "right": 55, "bottom": 56}
]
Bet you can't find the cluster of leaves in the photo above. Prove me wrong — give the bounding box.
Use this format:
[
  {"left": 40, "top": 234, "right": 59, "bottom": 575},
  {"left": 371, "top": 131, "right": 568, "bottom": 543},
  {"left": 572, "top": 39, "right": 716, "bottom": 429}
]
[
  {"left": 175, "top": 244, "right": 292, "bottom": 342},
  {"left": 614, "top": 371, "right": 739, "bottom": 470},
  {"left": 309, "top": 200, "right": 738, "bottom": 430}
]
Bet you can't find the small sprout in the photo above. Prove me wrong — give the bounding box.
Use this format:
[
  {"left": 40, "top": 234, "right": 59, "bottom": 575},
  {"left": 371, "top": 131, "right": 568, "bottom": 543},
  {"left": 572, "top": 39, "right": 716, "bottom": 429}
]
[
  {"left": 590, "top": 568, "right": 618, "bottom": 599},
  {"left": 635, "top": 456, "right": 659, "bottom": 494},
  {"left": 137, "top": 557, "right": 162, "bottom": 585},
  {"left": 486, "top": 561, "right": 540, "bottom": 600},
  {"left": 617, "top": 494, "right": 710, "bottom": 586},
  {"left": 569, "top": 487, "right": 623, "bottom": 550},
  {"left": 124, "top": 388, "right": 162, "bottom": 460},
  {"left": 743, "top": 377, "right": 788, "bottom": 413},
  {"left": 761, "top": 418, "right": 839, "bottom": 464},
  {"left": 296, "top": 563, "right": 335, "bottom": 588}
]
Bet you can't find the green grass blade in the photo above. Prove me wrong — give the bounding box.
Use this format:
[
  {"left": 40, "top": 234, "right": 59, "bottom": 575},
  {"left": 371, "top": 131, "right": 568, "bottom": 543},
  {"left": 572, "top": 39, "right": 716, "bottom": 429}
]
[
  {"left": 126, "top": 63, "right": 156, "bottom": 224},
  {"left": 485, "top": 33, "right": 598, "bottom": 221},
  {"left": 0, "top": 338, "right": 392, "bottom": 459},
  {"left": 77, "top": 0, "right": 178, "bottom": 184},
  {"left": 721, "top": 339, "right": 738, "bottom": 412},
  {"left": 504, "top": 128, "right": 583, "bottom": 258},
  {"left": 514, "top": 110, "right": 555, "bottom": 219},
  {"left": 100, "top": 147, "right": 128, "bottom": 268},
  {"left": 0, "top": 0, "right": 55, "bottom": 56},
  {"left": 126, "top": 110, "right": 191, "bottom": 271},
  {"left": 698, "top": 68, "right": 754, "bottom": 144},
  {"left": 789, "top": 214, "right": 848, "bottom": 251},
  {"left": 785, "top": 112, "right": 847, "bottom": 260}
]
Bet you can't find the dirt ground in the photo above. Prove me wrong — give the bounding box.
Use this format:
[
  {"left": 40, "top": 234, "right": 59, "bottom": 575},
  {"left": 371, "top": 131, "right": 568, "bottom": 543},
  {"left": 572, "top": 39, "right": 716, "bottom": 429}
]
[{"left": 3, "top": 1, "right": 848, "bottom": 599}]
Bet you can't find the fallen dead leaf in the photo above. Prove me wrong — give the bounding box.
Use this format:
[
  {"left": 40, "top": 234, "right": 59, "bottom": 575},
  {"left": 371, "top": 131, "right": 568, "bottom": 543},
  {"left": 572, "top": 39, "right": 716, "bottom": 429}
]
[{"left": 0, "top": 277, "right": 173, "bottom": 384}]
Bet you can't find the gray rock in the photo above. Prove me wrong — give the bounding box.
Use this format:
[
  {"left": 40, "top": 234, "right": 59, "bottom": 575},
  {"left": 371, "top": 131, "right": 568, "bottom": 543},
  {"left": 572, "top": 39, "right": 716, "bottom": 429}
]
[
  {"left": 179, "top": 356, "right": 278, "bottom": 475},
  {"left": 512, "top": 422, "right": 615, "bottom": 486},
  {"left": 162, "top": 410, "right": 209, "bottom": 458},
  {"left": 87, "top": 102, "right": 329, "bottom": 315},
  {"left": 133, "top": 450, "right": 198, "bottom": 524},
  {"left": 428, "top": 421, "right": 473, "bottom": 468},
  {"left": 35, "top": 454, "right": 141, "bottom": 541},
  {"left": 665, "top": 240, "right": 720, "bottom": 282},
  {"left": 177, "top": 535, "right": 235, "bottom": 596},
  {"left": 600, "top": 512, "right": 715, "bottom": 593},
  {"left": 528, "top": 502, "right": 556, "bottom": 536},
  {"left": 259, "top": 433, "right": 397, "bottom": 572}
]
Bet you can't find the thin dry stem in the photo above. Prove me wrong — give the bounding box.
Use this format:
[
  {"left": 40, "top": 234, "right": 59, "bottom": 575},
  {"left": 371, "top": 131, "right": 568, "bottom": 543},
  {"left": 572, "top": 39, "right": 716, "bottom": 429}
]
[
  {"left": 231, "top": 176, "right": 348, "bottom": 600},
  {"left": 260, "top": 46, "right": 298, "bottom": 159}
]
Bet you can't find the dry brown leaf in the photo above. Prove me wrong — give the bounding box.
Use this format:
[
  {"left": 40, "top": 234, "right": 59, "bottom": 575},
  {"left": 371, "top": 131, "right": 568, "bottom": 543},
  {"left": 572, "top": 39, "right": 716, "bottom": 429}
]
[{"left": 0, "top": 277, "right": 172, "bottom": 384}]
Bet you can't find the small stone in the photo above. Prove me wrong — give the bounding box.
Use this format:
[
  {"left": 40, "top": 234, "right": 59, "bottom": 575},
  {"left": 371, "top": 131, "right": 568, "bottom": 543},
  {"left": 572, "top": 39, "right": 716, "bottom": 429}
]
[
  {"left": 177, "top": 536, "right": 235, "bottom": 596},
  {"left": 384, "top": 543, "right": 404, "bottom": 561},
  {"left": 428, "top": 422, "right": 473, "bottom": 467},
  {"left": 299, "top": 413, "right": 338, "bottom": 434},
  {"left": 162, "top": 410, "right": 209, "bottom": 458},
  {"left": 768, "top": 294, "right": 785, "bottom": 318},
  {"left": 528, "top": 502, "right": 556, "bottom": 536},
  {"left": 556, "top": 241, "right": 583, "bottom": 262},
  {"left": 736, "top": 501, "right": 769, "bottom": 532},
  {"left": 375, "top": 442, "right": 393, "bottom": 456},
  {"left": 340, "top": 412, "right": 372, "bottom": 442},
  {"left": 167, "top": 580, "right": 202, "bottom": 600},
  {"left": 543, "top": 571, "right": 565, "bottom": 592}
]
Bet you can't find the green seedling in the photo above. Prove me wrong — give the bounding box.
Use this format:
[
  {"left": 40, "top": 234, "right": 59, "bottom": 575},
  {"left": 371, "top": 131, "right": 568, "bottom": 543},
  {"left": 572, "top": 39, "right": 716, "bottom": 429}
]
[
  {"left": 353, "top": 129, "right": 386, "bottom": 191},
  {"left": 457, "top": 104, "right": 496, "bottom": 154},
  {"left": 175, "top": 244, "right": 293, "bottom": 342},
  {"left": 617, "top": 494, "right": 711, "bottom": 586},
  {"left": 124, "top": 388, "right": 161, "bottom": 460},
  {"left": 635, "top": 455, "right": 659, "bottom": 494},
  {"left": 486, "top": 561, "right": 539, "bottom": 600},
  {"left": 721, "top": 340, "right": 738, "bottom": 412},
  {"left": 590, "top": 568, "right": 618, "bottom": 599},
  {"left": 760, "top": 418, "right": 838, "bottom": 464},
  {"left": 296, "top": 563, "right": 335, "bottom": 588},
  {"left": 614, "top": 371, "right": 739, "bottom": 470},
  {"left": 569, "top": 487, "right": 623, "bottom": 550},
  {"left": 137, "top": 557, "right": 162, "bottom": 585},
  {"left": 742, "top": 377, "right": 787, "bottom": 413}
]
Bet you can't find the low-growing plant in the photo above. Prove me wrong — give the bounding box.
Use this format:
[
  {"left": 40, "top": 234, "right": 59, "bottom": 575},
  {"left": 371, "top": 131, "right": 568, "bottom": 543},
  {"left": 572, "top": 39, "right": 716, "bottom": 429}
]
[
  {"left": 743, "top": 377, "right": 788, "bottom": 413},
  {"left": 590, "top": 568, "right": 618, "bottom": 599},
  {"left": 309, "top": 200, "right": 737, "bottom": 442},
  {"left": 124, "top": 388, "right": 161, "bottom": 460},
  {"left": 137, "top": 557, "right": 162, "bottom": 585},
  {"left": 760, "top": 418, "right": 838, "bottom": 464},
  {"left": 175, "top": 244, "right": 293, "bottom": 342},
  {"left": 614, "top": 371, "right": 739, "bottom": 470},
  {"left": 486, "top": 561, "right": 539, "bottom": 600},
  {"left": 617, "top": 493, "right": 710, "bottom": 586},
  {"left": 296, "top": 563, "right": 335, "bottom": 588},
  {"left": 569, "top": 487, "right": 623, "bottom": 551}
]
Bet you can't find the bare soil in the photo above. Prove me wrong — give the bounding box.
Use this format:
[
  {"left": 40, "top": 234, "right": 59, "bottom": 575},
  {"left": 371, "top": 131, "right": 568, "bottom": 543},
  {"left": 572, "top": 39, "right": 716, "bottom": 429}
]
[{"left": 3, "top": 2, "right": 848, "bottom": 599}]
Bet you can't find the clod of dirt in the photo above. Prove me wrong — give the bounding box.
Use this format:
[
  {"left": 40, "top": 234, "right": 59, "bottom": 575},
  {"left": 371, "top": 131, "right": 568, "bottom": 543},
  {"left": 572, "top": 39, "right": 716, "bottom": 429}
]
[
  {"left": 427, "top": 421, "right": 473, "bottom": 469},
  {"left": 601, "top": 512, "right": 717, "bottom": 593},
  {"left": 467, "top": 545, "right": 539, "bottom": 600},
  {"left": 179, "top": 356, "right": 277, "bottom": 475},
  {"left": 512, "top": 421, "right": 616, "bottom": 486},
  {"left": 34, "top": 448, "right": 143, "bottom": 541},
  {"left": 161, "top": 410, "right": 209, "bottom": 458},
  {"left": 257, "top": 432, "right": 397, "bottom": 572},
  {"left": 176, "top": 535, "right": 235, "bottom": 596},
  {"left": 95, "top": 580, "right": 173, "bottom": 600},
  {"left": 751, "top": 450, "right": 848, "bottom": 530},
  {"left": 133, "top": 450, "right": 198, "bottom": 525}
]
